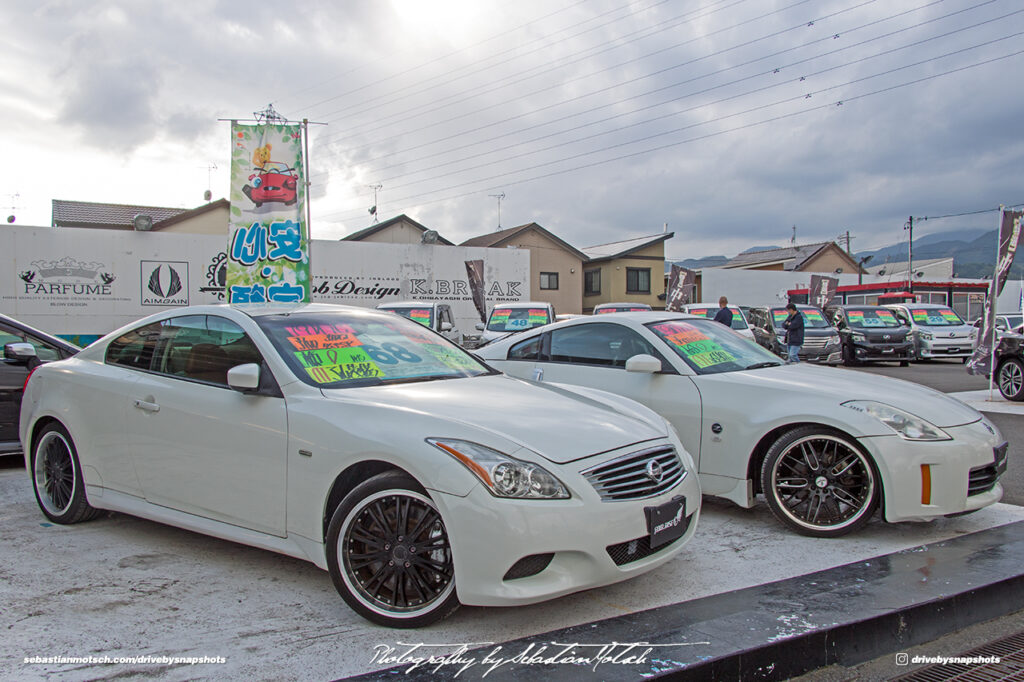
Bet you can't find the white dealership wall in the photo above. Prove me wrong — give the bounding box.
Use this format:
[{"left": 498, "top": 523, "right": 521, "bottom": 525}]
[
  {"left": 0, "top": 225, "right": 529, "bottom": 343},
  {"left": 699, "top": 268, "right": 865, "bottom": 307}
]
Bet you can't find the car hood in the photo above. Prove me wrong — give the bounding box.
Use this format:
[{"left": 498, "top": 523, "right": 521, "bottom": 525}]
[
  {"left": 320, "top": 374, "right": 665, "bottom": 464},
  {"left": 695, "top": 364, "right": 982, "bottom": 428}
]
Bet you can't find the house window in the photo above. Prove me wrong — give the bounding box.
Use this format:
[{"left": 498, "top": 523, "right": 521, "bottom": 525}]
[
  {"left": 540, "top": 272, "right": 559, "bottom": 290},
  {"left": 626, "top": 268, "right": 651, "bottom": 294},
  {"left": 584, "top": 269, "right": 601, "bottom": 296}
]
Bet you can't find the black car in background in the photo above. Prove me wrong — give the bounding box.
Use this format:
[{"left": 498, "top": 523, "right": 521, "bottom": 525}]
[
  {"left": 746, "top": 304, "right": 842, "bottom": 363},
  {"left": 1, "top": 314, "right": 79, "bottom": 455},
  {"left": 825, "top": 305, "right": 913, "bottom": 367},
  {"left": 994, "top": 333, "right": 1024, "bottom": 401}
]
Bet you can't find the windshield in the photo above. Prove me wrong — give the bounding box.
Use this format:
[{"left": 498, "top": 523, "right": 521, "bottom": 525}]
[
  {"left": 910, "top": 307, "right": 965, "bottom": 327},
  {"left": 255, "top": 311, "right": 490, "bottom": 388},
  {"left": 487, "top": 307, "right": 551, "bottom": 332},
  {"left": 1003, "top": 315, "right": 1024, "bottom": 329},
  {"left": 683, "top": 306, "right": 748, "bottom": 330},
  {"left": 595, "top": 304, "right": 652, "bottom": 314},
  {"left": 646, "top": 318, "right": 782, "bottom": 375},
  {"left": 844, "top": 308, "right": 900, "bottom": 328},
  {"left": 771, "top": 307, "right": 831, "bottom": 329},
  {"left": 381, "top": 306, "right": 433, "bottom": 327}
]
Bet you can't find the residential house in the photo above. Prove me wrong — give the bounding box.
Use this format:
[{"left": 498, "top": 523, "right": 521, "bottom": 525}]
[
  {"left": 52, "top": 199, "right": 230, "bottom": 235},
  {"left": 341, "top": 214, "right": 453, "bottom": 245},
  {"left": 461, "top": 223, "right": 586, "bottom": 314},
  {"left": 582, "top": 233, "right": 673, "bottom": 311},
  {"left": 720, "top": 241, "right": 863, "bottom": 275}
]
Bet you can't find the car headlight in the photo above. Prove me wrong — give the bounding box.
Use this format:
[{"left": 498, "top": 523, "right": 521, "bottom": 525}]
[
  {"left": 919, "top": 331, "right": 933, "bottom": 341},
  {"left": 841, "top": 400, "right": 951, "bottom": 441},
  {"left": 428, "top": 438, "right": 570, "bottom": 499},
  {"left": 851, "top": 332, "right": 866, "bottom": 342}
]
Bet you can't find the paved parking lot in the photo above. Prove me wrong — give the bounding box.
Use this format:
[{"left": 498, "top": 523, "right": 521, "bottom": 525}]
[{"left": 3, "top": 359, "right": 1021, "bottom": 681}]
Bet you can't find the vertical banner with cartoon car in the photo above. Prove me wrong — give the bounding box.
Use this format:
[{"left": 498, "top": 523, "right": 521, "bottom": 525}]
[
  {"left": 227, "top": 123, "right": 310, "bottom": 304},
  {"left": 968, "top": 209, "right": 1023, "bottom": 376},
  {"left": 666, "top": 265, "right": 696, "bottom": 311},
  {"left": 808, "top": 275, "right": 839, "bottom": 309}
]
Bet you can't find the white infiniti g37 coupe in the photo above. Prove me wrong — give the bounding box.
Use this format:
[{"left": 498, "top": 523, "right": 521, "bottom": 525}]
[{"left": 20, "top": 304, "right": 700, "bottom": 628}]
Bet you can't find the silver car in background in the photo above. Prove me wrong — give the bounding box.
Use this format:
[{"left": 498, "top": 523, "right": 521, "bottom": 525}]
[{"left": 884, "top": 304, "right": 976, "bottom": 361}]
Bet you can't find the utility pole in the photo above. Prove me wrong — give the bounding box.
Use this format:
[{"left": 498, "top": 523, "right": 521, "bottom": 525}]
[
  {"left": 837, "top": 230, "right": 853, "bottom": 254},
  {"left": 489, "top": 192, "right": 505, "bottom": 230},
  {"left": 904, "top": 215, "right": 914, "bottom": 295}
]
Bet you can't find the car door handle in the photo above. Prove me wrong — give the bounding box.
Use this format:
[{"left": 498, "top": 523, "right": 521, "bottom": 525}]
[{"left": 133, "top": 399, "right": 160, "bottom": 413}]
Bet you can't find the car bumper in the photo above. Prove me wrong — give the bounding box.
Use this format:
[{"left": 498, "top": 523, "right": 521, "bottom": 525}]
[
  {"left": 432, "top": 461, "right": 701, "bottom": 607},
  {"left": 800, "top": 349, "right": 842, "bottom": 364},
  {"left": 852, "top": 342, "right": 914, "bottom": 361},
  {"left": 862, "top": 420, "right": 1005, "bottom": 523},
  {"left": 919, "top": 341, "right": 973, "bottom": 358}
]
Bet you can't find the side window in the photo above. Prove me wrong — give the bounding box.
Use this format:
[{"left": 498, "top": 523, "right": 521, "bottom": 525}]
[
  {"left": 156, "top": 315, "right": 261, "bottom": 385},
  {"left": 440, "top": 307, "right": 454, "bottom": 328},
  {"left": 106, "top": 321, "right": 165, "bottom": 370},
  {"left": 0, "top": 323, "right": 64, "bottom": 362},
  {"left": 549, "top": 323, "right": 659, "bottom": 368},
  {"left": 508, "top": 335, "right": 543, "bottom": 361}
]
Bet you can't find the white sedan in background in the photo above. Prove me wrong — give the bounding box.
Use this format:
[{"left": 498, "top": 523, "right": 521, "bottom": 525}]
[
  {"left": 20, "top": 304, "right": 700, "bottom": 628},
  {"left": 478, "top": 312, "right": 1006, "bottom": 538}
]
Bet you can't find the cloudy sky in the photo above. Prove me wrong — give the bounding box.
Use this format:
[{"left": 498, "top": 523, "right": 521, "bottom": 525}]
[{"left": 3, "top": 0, "right": 1023, "bottom": 260}]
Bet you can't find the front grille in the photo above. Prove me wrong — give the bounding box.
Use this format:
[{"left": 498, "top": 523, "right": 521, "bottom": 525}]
[
  {"left": 582, "top": 446, "right": 685, "bottom": 501},
  {"left": 804, "top": 337, "right": 829, "bottom": 349},
  {"left": 606, "top": 518, "right": 692, "bottom": 566},
  {"left": 968, "top": 443, "right": 1007, "bottom": 496},
  {"left": 502, "top": 553, "right": 554, "bottom": 580}
]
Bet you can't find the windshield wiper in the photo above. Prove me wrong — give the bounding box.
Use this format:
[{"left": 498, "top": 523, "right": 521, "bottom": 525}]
[{"left": 744, "top": 361, "right": 782, "bottom": 370}]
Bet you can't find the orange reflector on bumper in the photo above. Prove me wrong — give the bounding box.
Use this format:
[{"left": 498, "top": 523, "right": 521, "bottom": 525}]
[{"left": 921, "top": 464, "right": 931, "bottom": 505}]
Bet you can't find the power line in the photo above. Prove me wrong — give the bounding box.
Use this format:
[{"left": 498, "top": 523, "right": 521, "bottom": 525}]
[
  {"left": 346, "top": 3, "right": 1016, "bottom": 192},
  {"left": 316, "top": 46, "right": 1024, "bottom": 223}
]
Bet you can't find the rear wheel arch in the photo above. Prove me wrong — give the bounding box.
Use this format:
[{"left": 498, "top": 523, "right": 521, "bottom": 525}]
[{"left": 28, "top": 415, "right": 61, "bottom": 457}]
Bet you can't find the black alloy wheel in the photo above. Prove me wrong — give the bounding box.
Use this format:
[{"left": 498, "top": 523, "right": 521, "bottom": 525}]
[
  {"left": 761, "top": 426, "right": 878, "bottom": 538},
  {"left": 326, "top": 471, "right": 459, "bottom": 628},
  {"left": 31, "top": 423, "right": 100, "bottom": 524},
  {"left": 997, "top": 357, "right": 1024, "bottom": 401}
]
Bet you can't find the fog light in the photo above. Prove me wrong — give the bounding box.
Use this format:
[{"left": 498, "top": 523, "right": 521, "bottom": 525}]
[{"left": 921, "top": 464, "right": 931, "bottom": 505}]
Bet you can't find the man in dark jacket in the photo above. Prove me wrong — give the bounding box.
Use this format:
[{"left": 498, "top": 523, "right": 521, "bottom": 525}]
[
  {"left": 782, "top": 303, "right": 805, "bottom": 363},
  {"left": 713, "top": 296, "right": 733, "bottom": 327}
]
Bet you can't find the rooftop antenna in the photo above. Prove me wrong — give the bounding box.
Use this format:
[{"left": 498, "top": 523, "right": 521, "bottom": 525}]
[
  {"left": 6, "top": 192, "right": 20, "bottom": 223},
  {"left": 198, "top": 163, "right": 217, "bottom": 201},
  {"left": 367, "top": 184, "right": 382, "bottom": 223},
  {"left": 489, "top": 192, "right": 505, "bottom": 230}
]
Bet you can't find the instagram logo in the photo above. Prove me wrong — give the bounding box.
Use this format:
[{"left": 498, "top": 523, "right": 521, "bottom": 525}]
[{"left": 896, "top": 653, "right": 909, "bottom": 666}]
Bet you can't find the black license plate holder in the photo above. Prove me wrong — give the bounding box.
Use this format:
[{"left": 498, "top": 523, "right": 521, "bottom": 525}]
[{"left": 645, "top": 496, "right": 687, "bottom": 549}]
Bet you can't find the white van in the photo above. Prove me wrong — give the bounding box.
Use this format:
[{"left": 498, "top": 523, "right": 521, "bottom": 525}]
[
  {"left": 475, "top": 301, "right": 556, "bottom": 346},
  {"left": 375, "top": 301, "right": 461, "bottom": 344},
  {"left": 883, "top": 303, "right": 977, "bottom": 361}
]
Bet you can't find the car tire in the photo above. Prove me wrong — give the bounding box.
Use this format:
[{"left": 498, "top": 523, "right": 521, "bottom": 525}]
[
  {"left": 899, "top": 360, "right": 910, "bottom": 367},
  {"left": 326, "top": 471, "right": 460, "bottom": 628},
  {"left": 997, "top": 358, "right": 1024, "bottom": 401},
  {"left": 760, "top": 426, "right": 879, "bottom": 538},
  {"left": 842, "top": 344, "right": 858, "bottom": 367},
  {"left": 30, "top": 423, "right": 100, "bottom": 524}
]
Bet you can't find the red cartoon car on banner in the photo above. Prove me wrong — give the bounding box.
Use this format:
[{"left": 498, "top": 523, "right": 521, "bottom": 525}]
[{"left": 242, "top": 162, "right": 298, "bottom": 208}]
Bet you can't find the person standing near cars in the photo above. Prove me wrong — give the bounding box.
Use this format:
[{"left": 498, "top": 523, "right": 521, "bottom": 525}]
[
  {"left": 713, "top": 296, "right": 733, "bottom": 327},
  {"left": 782, "top": 303, "right": 805, "bottom": 363}
]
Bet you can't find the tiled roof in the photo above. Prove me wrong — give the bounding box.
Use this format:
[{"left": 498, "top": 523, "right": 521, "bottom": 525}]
[
  {"left": 460, "top": 223, "right": 588, "bottom": 260},
  {"left": 52, "top": 199, "right": 189, "bottom": 229},
  {"left": 342, "top": 214, "right": 453, "bottom": 245},
  {"left": 721, "top": 242, "right": 832, "bottom": 270},
  {"left": 582, "top": 233, "right": 673, "bottom": 262}
]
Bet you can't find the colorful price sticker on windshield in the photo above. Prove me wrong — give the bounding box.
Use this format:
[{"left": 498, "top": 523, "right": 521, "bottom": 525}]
[
  {"left": 651, "top": 322, "right": 738, "bottom": 369},
  {"left": 877, "top": 309, "right": 896, "bottom": 320},
  {"left": 940, "top": 309, "right": 960, "bottom": 322},
  {"left": 772, "top": 310, "right": 788, "bottom": 323},
  {"left": 421, "top": 343, "right": 479, "bottom": 370},
  {"left": 295, "top": 346, "right": 383, "bottom": 383},
  {"left": 687, "top": 308, "right": 712, "bottom": 317},
  {"left": 912, "top": 309, "right": 928, "bottom": 322},
  {"left": 490, "top": 309, "right": 511, "bottom": 323},
  {"left": 848, "top": 310, "right": 865, "bottom": 321},
  {"left": 408, "top": 309, "right": 431, "bottom": 326},
  {"left": 804, "top": 310, "right": 824, "bottom": 322},
  {"left": 286, "top": 324, "right": 360, "bottom": 351},
  {"left": 528, "top": 309, "right": 548, "bottom": 324}
]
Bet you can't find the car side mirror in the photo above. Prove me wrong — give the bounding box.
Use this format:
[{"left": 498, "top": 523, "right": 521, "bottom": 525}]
[
  {"left": 227, "top": 363, "right": 261, "bottom": 393},
  {"left": 440, "top": 321, "right": 454, "bottom": 332},
  {"left": 625, "top": 354, "right": 662, "bottom": 373},
  {"left": 475, "top": 322, "right": 485, "bottom": 331},
  {"left": 4, "top": 342, "right": 37, "bottom": 363}
]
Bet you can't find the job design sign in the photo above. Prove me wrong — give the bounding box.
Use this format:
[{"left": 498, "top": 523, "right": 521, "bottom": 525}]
[{"left": 226, "top": 123, "right": 310, "bottom": 304}]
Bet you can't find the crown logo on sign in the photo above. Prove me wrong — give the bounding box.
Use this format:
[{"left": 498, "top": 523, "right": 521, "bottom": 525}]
[{"left": 31, "top": 257, "right": 103, "bottom": 280}]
